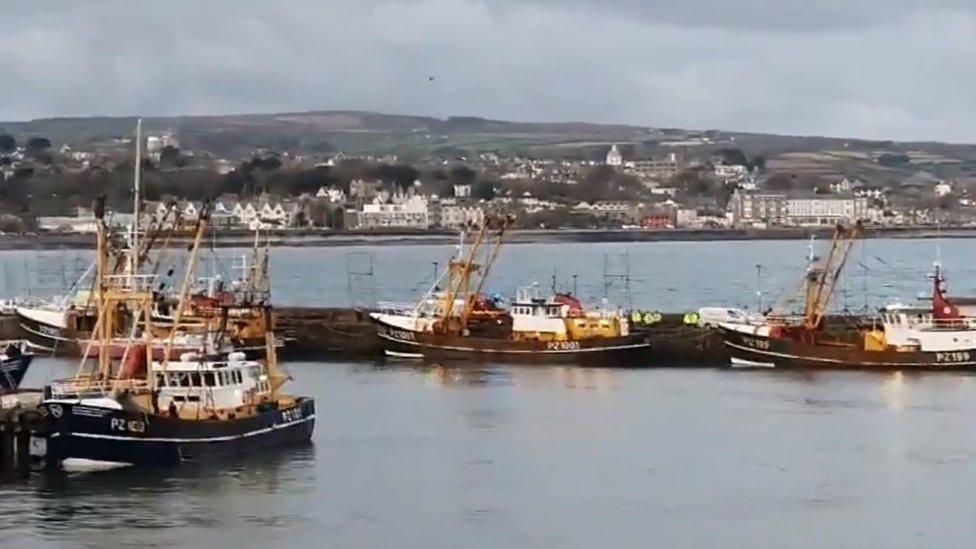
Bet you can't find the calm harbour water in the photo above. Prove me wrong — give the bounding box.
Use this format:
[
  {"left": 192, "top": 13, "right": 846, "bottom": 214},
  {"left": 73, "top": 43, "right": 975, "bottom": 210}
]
[
  {"left": 3, "top": 239, "right": 976, "bottom": 547},
  {"left": 5, "top": 236, "right": 976, "bottom": 311}
]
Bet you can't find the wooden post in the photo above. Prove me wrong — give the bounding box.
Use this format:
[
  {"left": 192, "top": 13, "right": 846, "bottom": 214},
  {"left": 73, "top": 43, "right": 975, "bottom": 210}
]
[
  {"left": 15, "top": 429, "right": 30, "bottom": 475},
  {"left": 0, "top": 426, "right": 13, "bottom": 476}
]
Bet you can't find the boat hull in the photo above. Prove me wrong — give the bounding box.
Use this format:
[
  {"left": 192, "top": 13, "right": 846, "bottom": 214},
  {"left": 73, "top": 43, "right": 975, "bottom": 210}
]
[
  {"left": 18, "top": 309, "right": 273, "bottom": 359},
  {"left": 0, "top": 354, "right": 33, "bottom": 392},
  {"left": 374, "top": 318, "right": 651, "bottom": 364},
  {"left": 17, "top": 309, "right": 80, "bottom": 355},
  {"left": 720, "top": 325, "right": 976, "bottom": 369},
  {"left": 41, "top": 398, "right": 315, "bottom": 466}
]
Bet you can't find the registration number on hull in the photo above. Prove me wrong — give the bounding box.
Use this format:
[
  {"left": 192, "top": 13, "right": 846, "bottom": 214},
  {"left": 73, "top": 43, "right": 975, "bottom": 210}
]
[
  {"left": 110, "top": 418, "right": 146, "bottom": 434},
  {"left": 38, "top": 325, "right": 61, "bottom": 337},
  {"left": 378, "top": 326, "right": 417, "bottom": 342},
  {"left": 546, "top": 341, "right": 580, "bottom": 351},
  {"left": 281, "top": 407, "right": 305, "bottom": 423},
  {"left": 935, "top": 351, "right": 971, "bottom": 363},
  {"left": 740, "top": 336, "right": 771, "bottom": 350}
]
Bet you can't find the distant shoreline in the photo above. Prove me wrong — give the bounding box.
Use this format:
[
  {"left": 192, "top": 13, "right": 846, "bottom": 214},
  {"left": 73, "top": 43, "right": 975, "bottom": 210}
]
[{"left": 0, "top": 226, "right": 973, "bottom": 250}]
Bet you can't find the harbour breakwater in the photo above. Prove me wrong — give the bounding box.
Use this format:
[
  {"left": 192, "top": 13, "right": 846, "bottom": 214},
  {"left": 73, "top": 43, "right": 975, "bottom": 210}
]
[
  {"left": 0, "top": 308, "right": 731, "bottom": 366},
  {"left": 1, "top": 225, "right": 974, "bottom": 250}
]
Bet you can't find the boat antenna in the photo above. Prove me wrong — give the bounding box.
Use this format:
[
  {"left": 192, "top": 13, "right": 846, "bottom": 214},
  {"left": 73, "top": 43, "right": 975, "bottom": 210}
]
[
  {"left": 806, "top": 234, "right": 816, "bottom": 268},
  {"left": 755, "top": 263, "right": 763, "bottom": 313}
]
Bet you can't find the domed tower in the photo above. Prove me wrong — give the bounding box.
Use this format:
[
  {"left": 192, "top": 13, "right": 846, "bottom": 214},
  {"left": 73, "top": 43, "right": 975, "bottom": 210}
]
[{"left": 605, "top": 144, "right": 623, "bottom": 167}]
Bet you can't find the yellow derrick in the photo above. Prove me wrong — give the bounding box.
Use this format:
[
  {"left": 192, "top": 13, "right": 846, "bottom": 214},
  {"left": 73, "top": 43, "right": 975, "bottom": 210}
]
[
  {"left": 803, "top": 223, "right": 860, "bottom": 331},
  {"left": 436, "top": 215, "right": 513, "bottom": 334}
]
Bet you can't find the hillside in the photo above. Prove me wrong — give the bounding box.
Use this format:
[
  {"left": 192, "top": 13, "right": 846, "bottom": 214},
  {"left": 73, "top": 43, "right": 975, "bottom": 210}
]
[{"left": 3, "top": 110, "right": 976, "bottom": 181}]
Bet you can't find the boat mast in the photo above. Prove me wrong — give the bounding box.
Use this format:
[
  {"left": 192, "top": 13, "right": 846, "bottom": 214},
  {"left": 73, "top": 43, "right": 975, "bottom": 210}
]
[
  {"left": 131, "top": 118, "right": 143, "bottom": 281},
  {"left": 161, "top": 205, "right": 211, "bottom": 363},
  {"left": 93, "top": 198, "right": 111, "bottom": 379},
  {"left": 471, "top": 215, "right": 511, "bottom": 298}
]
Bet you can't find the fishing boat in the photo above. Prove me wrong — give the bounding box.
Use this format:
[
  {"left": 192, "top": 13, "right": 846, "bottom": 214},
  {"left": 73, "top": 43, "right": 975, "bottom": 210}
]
[
  {"left": 370, "top": 217, "right": 650, "bottom": 363},
  {"left": 720, "top": 223, "right": 976, "bottom": 369},
  {"left": 0, "top": 341, "right": 33, "bottom": 392},
  {"left": 41, "top": 196, "right": 314, "bottom": 467},
  {"left": 17, "top": 122, "right": 275, "bottom": 359},
  {"left": 16, "top": 291, "right": 98, "bottom": 355}
]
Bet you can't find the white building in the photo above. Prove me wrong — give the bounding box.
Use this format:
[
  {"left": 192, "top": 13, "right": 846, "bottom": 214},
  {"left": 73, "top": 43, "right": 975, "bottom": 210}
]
[
  {"left": 358, "top": 195, "right": 430, "bottom": 229},
  {"left": 935, "top": 181, "right": 953, "bottom": 197},
  {"left": 146, "top": 130, "right": 179, "bottom": 161},
  {"left": 714, "top": 164, "right": 748, "bottom": 180},
  {"left": 830, "top": 177, "right": 864, "bottom": 194},
  {"left": 36, "top": 216, "right": 97, "bottom": 233},
  {"left": 574, "top": 200, "right": 634, "bottom": 223},
  {"left": 625, "top": 153, "right": 681, "bottom": 180},
  {"left": 316, "top": 186, "right": 347, "bottom": 204},
  {"left": 675, "top": 208, "right": 698, "bottom": 228},
  {"left": 454, "top": 184, "right": 472, "bottom": 198},
  {"left": 727, "top": 191, "right": 788, "bottom": 226},
  {"left": 605, "top": 144, "right": 623, "bottom": 167},
  {"left": 37, "top": 210, "right": 135, "bottom": 233},
  {"left": 785, "top": 195, "right": 870, "bottom": 226},
  {"left": 440, "top": 204, "right": 484, "bottom": 229},
  {"left": 349, "top": 179, "right": 382, "bottom": 201}
]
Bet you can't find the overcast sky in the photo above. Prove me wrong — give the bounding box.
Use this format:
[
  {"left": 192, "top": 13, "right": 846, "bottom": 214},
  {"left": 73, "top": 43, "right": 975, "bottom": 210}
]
[{"left": 2, "top": 0, "right": 975, "bottom": 142}]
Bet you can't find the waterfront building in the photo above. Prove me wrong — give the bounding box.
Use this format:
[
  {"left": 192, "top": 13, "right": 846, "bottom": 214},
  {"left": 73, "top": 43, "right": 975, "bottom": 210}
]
[
  {"left": 358, "top": 195, "right": 430, "bottom": 229},
  {"left": 440, "top": 204, "right": 485, "bottom": 229},
  {"left": 675, "top": 208, "right": 698, "bottom": 228},
  {"left": 727, "top": 190, "right": 788, "bottom": 226},
  {"left": 785, "top": 195, "right": 870, "bottom": 226}
]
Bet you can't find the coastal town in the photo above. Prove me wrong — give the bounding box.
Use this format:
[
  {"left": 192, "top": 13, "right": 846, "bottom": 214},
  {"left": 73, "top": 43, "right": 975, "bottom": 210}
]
[{"left": 1, "top": 116, "right": 974, "bottom": 236}]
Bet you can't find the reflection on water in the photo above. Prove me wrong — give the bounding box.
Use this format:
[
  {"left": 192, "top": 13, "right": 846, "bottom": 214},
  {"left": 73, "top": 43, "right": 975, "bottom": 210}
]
[{"left": 5, "top": 360, "right": 976, "bottom": 547}]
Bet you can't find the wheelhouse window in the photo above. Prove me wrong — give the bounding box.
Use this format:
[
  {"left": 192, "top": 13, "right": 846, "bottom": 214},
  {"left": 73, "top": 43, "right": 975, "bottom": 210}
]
[{"left": 170, "top": 372, "right": 190, "bottom": 387}]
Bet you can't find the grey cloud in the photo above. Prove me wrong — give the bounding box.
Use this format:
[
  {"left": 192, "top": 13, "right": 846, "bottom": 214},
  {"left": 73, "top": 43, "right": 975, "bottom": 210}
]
[
  {"left": 493, "top": 0, "right": 976, "bottom": 32},
  {"left": 1, "top": 0, "right": 976, "bottom": 142}
]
